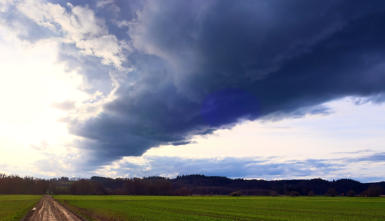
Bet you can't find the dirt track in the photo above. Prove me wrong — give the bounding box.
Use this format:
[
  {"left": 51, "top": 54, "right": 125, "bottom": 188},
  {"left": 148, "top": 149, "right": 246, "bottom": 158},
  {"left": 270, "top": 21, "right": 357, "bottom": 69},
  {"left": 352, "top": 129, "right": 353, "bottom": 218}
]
[{"left": 25, "top": 195, "right": 82, "bottom": 221}]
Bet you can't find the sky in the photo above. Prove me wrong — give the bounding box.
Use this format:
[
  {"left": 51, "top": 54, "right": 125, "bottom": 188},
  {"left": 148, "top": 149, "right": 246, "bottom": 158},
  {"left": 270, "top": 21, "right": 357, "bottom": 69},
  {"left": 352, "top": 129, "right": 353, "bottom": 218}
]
[{"left": 1, "top": 0, "right": 385, "bottom": 182}]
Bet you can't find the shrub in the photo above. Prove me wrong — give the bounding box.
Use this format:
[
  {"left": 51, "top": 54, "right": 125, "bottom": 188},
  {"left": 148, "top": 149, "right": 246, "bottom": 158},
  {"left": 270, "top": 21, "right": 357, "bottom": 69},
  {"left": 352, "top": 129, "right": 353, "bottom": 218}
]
[{"left": 230, "top": 191, "right": 242, "bottom": 196}]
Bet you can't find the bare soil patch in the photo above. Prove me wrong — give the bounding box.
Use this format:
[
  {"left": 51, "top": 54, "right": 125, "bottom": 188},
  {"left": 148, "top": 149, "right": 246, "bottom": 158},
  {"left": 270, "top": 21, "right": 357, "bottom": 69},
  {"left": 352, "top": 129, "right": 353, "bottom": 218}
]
[{"left": 25, "top": 195, "right": 82, "bottom": 221}]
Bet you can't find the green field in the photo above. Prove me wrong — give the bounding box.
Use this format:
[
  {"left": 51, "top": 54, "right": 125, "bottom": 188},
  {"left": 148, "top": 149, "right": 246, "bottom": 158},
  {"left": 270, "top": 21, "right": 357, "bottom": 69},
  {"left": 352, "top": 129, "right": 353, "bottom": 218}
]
[
  {"left": 54, "top": 195, "right": 385, "bottom": 221},
  {"left": 0, "top": 195, "right": 41, "bottom": 221}
]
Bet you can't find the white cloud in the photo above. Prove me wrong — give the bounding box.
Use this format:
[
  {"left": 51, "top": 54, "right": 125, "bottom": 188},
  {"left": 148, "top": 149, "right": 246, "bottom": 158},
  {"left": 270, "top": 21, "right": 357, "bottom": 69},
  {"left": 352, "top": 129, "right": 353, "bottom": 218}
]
[
  {"left": 96, "top": 0, "right": 117, "bottom": 9},
  {"left": 16, "top": 0, "right": 127, "bottom": 68},
  {"left": 0, "top": 0, "right": 13, "bottom": 12},
  {"left": 95, "top": 153, "right": 385, "bottom": 182}
]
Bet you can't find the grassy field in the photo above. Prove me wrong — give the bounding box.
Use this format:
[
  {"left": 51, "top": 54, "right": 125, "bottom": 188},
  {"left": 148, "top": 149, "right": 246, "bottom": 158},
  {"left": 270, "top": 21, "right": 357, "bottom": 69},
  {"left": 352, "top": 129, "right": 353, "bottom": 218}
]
[
  {"left": 54, "top": 195, "right": 385, "bottom": 221},
  {"left": 0, "top": 195, "right": 41, "bottom": 221}
]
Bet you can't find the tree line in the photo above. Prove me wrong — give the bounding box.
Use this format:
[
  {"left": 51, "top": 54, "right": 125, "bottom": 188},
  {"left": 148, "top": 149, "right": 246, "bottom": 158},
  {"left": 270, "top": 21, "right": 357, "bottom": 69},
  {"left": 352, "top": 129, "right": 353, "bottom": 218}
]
[{"left": 0, "top": 174, "right": 384, "bottom": 196}]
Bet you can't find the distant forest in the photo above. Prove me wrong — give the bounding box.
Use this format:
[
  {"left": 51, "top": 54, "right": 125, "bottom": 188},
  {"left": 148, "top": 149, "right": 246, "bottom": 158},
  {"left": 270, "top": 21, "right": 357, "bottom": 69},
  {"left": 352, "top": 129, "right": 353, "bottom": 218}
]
[{"left": 0, "top": 174, "right": 384, "bottom": 197}]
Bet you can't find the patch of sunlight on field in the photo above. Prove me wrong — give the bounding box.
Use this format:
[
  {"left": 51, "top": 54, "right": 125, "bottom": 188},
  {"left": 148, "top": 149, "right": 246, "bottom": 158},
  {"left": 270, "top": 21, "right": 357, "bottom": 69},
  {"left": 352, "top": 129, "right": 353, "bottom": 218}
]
[
  {"left": 0, "top": 195, "right": 41, "bottom": 221},
  {"left": 54, "top": 195, "right": 385, "bottom": 221}
]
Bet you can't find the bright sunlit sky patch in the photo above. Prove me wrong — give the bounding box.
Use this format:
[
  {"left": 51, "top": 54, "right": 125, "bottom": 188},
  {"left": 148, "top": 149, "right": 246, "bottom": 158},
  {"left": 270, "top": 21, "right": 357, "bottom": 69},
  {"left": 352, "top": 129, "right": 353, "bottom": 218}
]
[{"left": 1, "top": 0, "right": 385, "bottom": 182}]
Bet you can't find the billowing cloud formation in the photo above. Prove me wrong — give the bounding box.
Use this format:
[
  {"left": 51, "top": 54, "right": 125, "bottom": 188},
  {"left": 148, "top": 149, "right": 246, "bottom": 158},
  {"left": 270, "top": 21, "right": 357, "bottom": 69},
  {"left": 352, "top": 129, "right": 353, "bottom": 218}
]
[
  {"left": 71, "top": 0, "right": 385, "bottom": 164},
  {"left": 6, "top": 0, "right": 385, "bottom": 166}
]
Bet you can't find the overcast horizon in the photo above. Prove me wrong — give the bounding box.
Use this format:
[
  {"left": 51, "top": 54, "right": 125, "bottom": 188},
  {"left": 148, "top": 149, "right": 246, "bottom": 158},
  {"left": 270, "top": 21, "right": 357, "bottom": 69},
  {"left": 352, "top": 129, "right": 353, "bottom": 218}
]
[{"left": 1, "top": 0, "right": 385, "bottom": 182}]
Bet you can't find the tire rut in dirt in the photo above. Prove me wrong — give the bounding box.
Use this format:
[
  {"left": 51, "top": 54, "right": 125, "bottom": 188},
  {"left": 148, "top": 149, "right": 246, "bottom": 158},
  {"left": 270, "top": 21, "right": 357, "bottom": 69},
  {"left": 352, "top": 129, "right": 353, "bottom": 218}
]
[{"left": 25, "top": 195, "right": 82, "bottom": 221}]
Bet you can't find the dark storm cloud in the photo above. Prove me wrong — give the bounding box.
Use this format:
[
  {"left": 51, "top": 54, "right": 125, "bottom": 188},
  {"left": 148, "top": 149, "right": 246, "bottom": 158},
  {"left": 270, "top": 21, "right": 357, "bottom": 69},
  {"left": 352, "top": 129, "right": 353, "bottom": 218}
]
[{"left": 68, "top": 0, "right": 385, "bottom": 164}]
